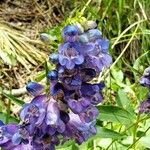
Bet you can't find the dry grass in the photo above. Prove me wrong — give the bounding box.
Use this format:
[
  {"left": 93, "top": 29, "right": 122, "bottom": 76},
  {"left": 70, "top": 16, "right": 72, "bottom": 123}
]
[{"left": 0, "top": 0, "right": 72, "bottom": 91}]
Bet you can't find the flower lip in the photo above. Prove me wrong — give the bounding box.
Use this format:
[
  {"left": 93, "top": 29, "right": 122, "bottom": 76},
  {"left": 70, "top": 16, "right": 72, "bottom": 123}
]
[
  {"left": 0, "top": 124, "right": 18, "bottom": 147},
  {"left": 58, "top": 42, "right": 84, "bottom": 69},
  {"left": 19, "top": 95, "right": 47, "bottom": 129}
]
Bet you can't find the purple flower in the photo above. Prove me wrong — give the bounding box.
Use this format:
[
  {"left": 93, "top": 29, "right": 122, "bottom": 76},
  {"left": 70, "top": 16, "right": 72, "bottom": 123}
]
[
  {"left": 138, "top": 66, "right": 150, "bottom": 114},
  {"left": 0, "top": 123, "right": 19, "bottom": 150},
  {"left": 80, "top": 68, "right": 96, "bottom": 82},
  {"left": 83, "top": 39, "right": 112, "bottom": 72},
  {"left": 12, "top": 127, "right": 29, "bottom": 145},
  {"left": 143, "top": 66, "right": 150, "bottom": 77},
  {"left": 68, "top": 97, "right": 91, "bottom": 114},
  {"left": 46, "top": 98, "right": 60, "bottom": 126},
  {"left": 32, "top": 134, "right": 58, "bottom": 150},
  {"left": 11, "top": 143, "right": 33, "bottom": 150},
  {"left": 19, "top": 95, "right": 47, "bottom": 134},
  {"left": 140, "top": 77, "right": 150, "bottom": 88},
  {"left": 50, "top": 82, "right": 64, "bottom": 99},
  {"left": 79, "top": 29, "right": 102, "bottom": 43},
  {"left": 68, "top": 99, "right": 84, "bottom": 114},
  {"left": 49, "top": 53, "right": 59, "bottom": 64},
  {"left": 0, "top": 120, "right": 4, "bottom": 126},
  {"left": 0, "top": 23, "right": 112, "bottom": 150},
  {"left": 26, "top": 82, "right": 44, "bottom": 96},
  {"left": 81, "top": 83, "right": 102, "bottom": 96},
  {"left": 87, "top": 29, "right": 102, "bottom": 42},
  {"left": 64, "top": 113, "right": 96, "bottom": 144},
  {"left": 79, "top": 106, "right": 99, "bottom": 123},
  {"left": 138, "top": 98, "right": 150, "bottom": 113},
  {"left": 61, "top": 74, "right": 82, "bottom": 90},
  {"left": 62, "top": 25, "right": 79, "bottom": 42},
  {"left": 140, "top": 67, "right": 150, "bottom": 89},
  {"left": 58, "top": 42, "right": 84, "bottom": 69},
  {"left": 60, "top": 111, "right": 70, "bottom": 124},
  {"left": 47, "top": 70, "right": 58, "bottom": 81},
  {"left": 46, "top": 98, "right": 65, "bottom": 134}
]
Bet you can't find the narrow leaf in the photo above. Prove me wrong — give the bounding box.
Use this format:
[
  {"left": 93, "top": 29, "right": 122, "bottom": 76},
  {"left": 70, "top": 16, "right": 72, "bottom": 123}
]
[
  {"left": 3, "top": 92, "right": 25, "bottom": 106},
  {"left": 0, "top": 112, "right": 19, "bottom": 123}
]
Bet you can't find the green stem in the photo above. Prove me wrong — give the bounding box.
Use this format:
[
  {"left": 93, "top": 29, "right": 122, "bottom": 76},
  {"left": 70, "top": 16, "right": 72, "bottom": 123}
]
[
  {"left": 98, "top": 19, "right": 145, "bottom": 82},
  {"left": 133, "top": 114, "right": 140, "bottom": 150},
  {"left": 106, "top": 115, "right": 149, "bottom": 150},
  {"left": 127, "top": 126, "right": 150, "bottom": 150},
  {"left": 80, "top": 0, "right": 92, "bottom": 16},
  {"left": 5, "top": 99, "right": 11, "bottom": 124}
]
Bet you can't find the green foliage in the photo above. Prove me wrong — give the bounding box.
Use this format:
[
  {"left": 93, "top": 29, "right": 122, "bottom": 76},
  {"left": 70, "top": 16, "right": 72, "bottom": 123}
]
[{"left": 2, "top": 92, "right": 25, "bottom": 106}]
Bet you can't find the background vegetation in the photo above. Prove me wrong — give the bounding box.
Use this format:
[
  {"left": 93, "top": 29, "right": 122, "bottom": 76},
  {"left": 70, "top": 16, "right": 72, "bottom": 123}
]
[{"left": 0, "top": 0, "right": 150, "bottom": 149}]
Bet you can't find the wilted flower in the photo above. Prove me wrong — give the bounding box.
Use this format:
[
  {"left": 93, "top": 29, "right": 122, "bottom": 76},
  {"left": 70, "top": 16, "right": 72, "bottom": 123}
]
[
  {"left": 40, "top": 33, "right": 57, "bottom": 43},
  {"left": 138, "top": 99, "right": 150, "bottom": 113}
]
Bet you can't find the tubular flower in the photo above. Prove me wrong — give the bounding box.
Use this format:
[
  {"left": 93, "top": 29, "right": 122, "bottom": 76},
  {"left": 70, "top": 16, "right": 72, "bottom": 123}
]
[
  {"left": 62, "top": 25, "right": 79, "bottom": 42},
  {"left": 138, "top": 66, "right": 150, "bottom": 113},
  {"left": 140, "top": 66, "right": 150, "bottom": 88},
  {"left": 0, "top": 22, "right": 112, "bottom": 150},
  {"left": 58, "top": 42, "right": 84, "bottom": 69}
]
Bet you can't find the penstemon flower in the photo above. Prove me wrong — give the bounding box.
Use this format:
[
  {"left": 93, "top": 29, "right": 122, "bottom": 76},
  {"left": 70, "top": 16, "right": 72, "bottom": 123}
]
[
  {"left": 138, "top": 66, "right": 150, "bottom": 113},
  {"left": 0, "top": 21, "right": 112, "bottom": 150}
]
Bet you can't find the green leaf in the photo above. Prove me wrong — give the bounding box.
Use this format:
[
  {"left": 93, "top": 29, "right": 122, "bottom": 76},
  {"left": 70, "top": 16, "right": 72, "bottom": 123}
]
[
  {"left": 71, "top": 143, "right": 79, "bottom": 150},
  {"left": 95, "top": 127, "right": 124, "bottom": 139},
  {"left": 34, "top": 70, "right": 46, "bottom": 82},
  {"left": 0, "top": 112, "right": 19, "bottom": 123},
  {"left": 111, "top": 69, "right": 124, "bottom": 82},
  {"left": 139, "top": 135, "right": 150, "bottom": 148},
  {"left": 116, "top": 89, "right": 129, "bottom": 107},
  {"left": 97, "top": 105, "right": 135, "bottom": 125},
  {"left": 116, "top": 89, "right": 135, "bottom": 114},
  {"left": 56, "top": 141, "right": 74, "bottom": 150},
  {"left": 2, "top": 92, "right": 25, "bottom": 106}
]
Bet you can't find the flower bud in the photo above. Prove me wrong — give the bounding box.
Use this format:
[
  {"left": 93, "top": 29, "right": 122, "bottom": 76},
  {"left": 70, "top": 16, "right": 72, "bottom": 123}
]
[
  {"left": 47, "top": 70, "right": 58, "bottom": 81},
  {"left": 49, "top": 53, "right": 59, "bottom": 64},
  {"left": 26, "top": 82, "right": 44, "bottom": 96}
]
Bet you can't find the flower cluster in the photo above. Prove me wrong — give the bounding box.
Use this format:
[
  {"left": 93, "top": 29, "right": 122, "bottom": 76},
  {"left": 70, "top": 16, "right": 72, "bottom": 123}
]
[
  {"left": 0, "top": 22, "right": 112, "bottom": 150},
  {"left": 138, "top": 66, "right": 150, "bottom": 113}
]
